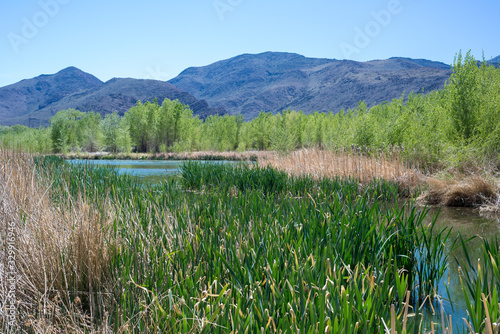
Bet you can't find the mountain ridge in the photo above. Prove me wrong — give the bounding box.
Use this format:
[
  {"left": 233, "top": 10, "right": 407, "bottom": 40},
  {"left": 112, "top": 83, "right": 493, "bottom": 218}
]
[
  {"left": 0, "top": 67, "right": 224, "bottom": 127},
  {"left": 0, "top": 67, "right": 102, "bottom": 122},
  {"left": 2, "top": 52, "right": 499, "bottom": 127},
  {"left": 169, "top": 52, "right": 455, "bottom": 119}
]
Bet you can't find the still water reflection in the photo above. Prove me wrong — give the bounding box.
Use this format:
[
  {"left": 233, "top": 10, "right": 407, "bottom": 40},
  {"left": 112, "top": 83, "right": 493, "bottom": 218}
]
[
  {"left": 67, "top": 159, "right": 238, "bottom": 183},
  {"left": 424, "top": 206, "right": 500, "bottom": 329}
]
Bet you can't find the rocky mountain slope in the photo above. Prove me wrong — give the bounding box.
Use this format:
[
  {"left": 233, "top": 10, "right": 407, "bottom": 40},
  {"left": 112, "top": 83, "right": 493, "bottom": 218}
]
[
  {"left": 0, "top": 67, "right": 224, "bottom": 127},
  {"left": 169, "top": 52, "right": 453, "bottom": 120},
  {"left": 3, "top": 52, "right": 497, "bottom": 127}
]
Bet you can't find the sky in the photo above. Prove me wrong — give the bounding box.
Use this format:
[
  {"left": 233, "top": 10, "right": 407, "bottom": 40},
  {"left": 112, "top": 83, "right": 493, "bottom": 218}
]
[{"left": 0, "top": 0, "right": 499, "bottom": 87}]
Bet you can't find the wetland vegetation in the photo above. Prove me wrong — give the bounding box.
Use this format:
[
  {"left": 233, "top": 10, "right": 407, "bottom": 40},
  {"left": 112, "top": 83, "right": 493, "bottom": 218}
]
[
  {"left": 0, "top": 152, "right": 498, "bottom": 333},
  {"left": 1, "top": 51, "right": 500, "bottom": 333}
]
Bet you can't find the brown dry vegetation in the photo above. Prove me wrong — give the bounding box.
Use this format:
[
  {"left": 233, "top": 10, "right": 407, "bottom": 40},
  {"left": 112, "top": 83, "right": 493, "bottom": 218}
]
[
  {"left": 258, "top": 148, "right": 425, "bottom": 191},
  {"left": 479, "top": 196, "right": 500, "bottom": 214},
  {"left": 419, "top": 175, "right": 499, "bottom": 208},
  {"left": 0, "top": 150, "right": 114, "bottom": 333},
  {"left": 256, "top": 149, "right": 500, "bottom": 210}
]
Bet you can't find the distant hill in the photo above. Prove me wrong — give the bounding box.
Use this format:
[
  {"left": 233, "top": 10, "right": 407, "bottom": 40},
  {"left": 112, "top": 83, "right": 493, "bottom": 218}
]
[
  {"left": 169, "top": 52, "right": 453, "bottom": 119},
  {"left": 2, "top": 52, "right": 498, "bottom": 127},
  {"left": 488, "top": 56, "right": 500, "bottom": 67},
  {"left": 0, "top": 67, "right": 224, "bottom": 127},
  {"left": 0, "top": 67, "right": 102, "bottom": 125}
]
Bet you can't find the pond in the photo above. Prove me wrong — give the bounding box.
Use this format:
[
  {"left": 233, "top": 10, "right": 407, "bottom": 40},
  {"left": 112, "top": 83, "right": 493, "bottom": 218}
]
[
  {"left": 68, "top": 159, "right": 500, "bottom": 329},
  {"left": 420, "top": 206, "right": 499, "bottom": 327},
  {"left": 67, "top": 159, "right": 243, "bottom": 183}
]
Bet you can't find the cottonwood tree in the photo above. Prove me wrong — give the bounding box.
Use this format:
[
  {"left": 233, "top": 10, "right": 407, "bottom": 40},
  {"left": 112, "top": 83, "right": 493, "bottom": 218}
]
[
  {"left": 271, "top": 110, "right": 297, "bottom": 153},
  {"left": 100, "top": 112, "right": 131, "bottom": 153},
  {"left": 251, "top": 111, "right": 272, "bottom": 150},
  {"left": 124, "top": 101, "right": 152, "bottom": 152},
  {"left": 447, "top": 50, "right": 480, "bottom": 143},
  {"left": 50, "top": 109, "right": 100, "bottom": 153},
  {"left": 200, "top": 114, "right": 238, "bottom": 151}
]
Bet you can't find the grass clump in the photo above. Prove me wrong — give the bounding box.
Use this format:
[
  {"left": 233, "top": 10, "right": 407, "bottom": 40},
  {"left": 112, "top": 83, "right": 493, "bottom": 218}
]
[
  {"left": 180, "top": 160, "right": 402, "bottom": 201},
  {"left": 0, "top": 150, "right": 115, "bottom": 333},
  {"left": 457, "top": 237, "right": 500, "bottom": 333},
  {"left": 419, "top": 175, "right": 498, "bottom": 207}
]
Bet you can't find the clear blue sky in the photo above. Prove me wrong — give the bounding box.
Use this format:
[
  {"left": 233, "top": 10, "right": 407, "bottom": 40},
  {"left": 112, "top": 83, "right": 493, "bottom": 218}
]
[{"left": 1, "top": 0, "right": 499, "bottom": 87}]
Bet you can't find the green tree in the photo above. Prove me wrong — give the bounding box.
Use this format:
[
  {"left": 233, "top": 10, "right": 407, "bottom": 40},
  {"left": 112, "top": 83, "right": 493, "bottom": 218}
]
[
  {"left": 271, "top": 110, "right": 296, "bottom": 153},
  {"left": 251, "top": 111, "right": 272, "bottom": 150},
  {"left": 446, "top": 50, "right": 480, "bottom": 143},
  {"left": 50, "top": 109, "right": 86, "bottom": 153},
  {"left": 100, "top": 112, "right": 122, "bottom": 153},
  {"left": 80, "top": 112, "right": 102, "bottom": 152},
  {"left": 157, "top": 99, "right": 175, "bottom": 149},
  {"left": 234, "top": 114, "right": 244, "bottom": 150},
  {"left": 200, "top": 115, "right": 238, "bottom": 151},
  {"left": 352, "top": 101, "right": 374, "bottom": 147},
  {"left": 124, "top": 101, "right": 150, "bottom": 152}
]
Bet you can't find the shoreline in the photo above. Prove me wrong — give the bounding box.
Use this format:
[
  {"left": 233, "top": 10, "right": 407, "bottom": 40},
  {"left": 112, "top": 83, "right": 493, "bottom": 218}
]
[
  {"left": 59, "top": 149, "right": 500, "bottom": 211},
  {"left": 60, "top": 151, "right": 271, "bottom": 161}
]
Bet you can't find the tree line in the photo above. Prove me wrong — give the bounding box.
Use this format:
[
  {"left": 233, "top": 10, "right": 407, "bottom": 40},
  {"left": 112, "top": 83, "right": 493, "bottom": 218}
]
[{"left": 1, "top": 51, "right": 499, "bottom": 168}]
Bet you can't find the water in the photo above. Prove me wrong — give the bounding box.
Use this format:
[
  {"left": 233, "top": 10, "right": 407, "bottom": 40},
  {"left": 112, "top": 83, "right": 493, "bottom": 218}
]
[
  {"left": 67, "top": 159, "right": 500, "bottom": 330},
  {"left": 424, "top": 206, "right": 500, "bottom": 329},
  {"left": 67, "top": 159, "right": 242, "bottom": 183}
]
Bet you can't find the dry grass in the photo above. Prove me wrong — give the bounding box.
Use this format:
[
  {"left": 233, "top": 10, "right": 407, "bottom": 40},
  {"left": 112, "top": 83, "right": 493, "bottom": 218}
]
[
  {"left": 479, "top": 196, "right": 500, "bottom": 214},
  {"left": 62, "top": 150, "right": 271, "bottom": 161},
  {"left": 258, "top": 148, "right": 425, "bottom": 189},
  {"left": 0, "top": 150, "right": 114, "bottom": 333},
  {"left": 257, "top": 149, "right": 500, "bottom": 208},
  {"left": 418, "top": 175, "right": 499, "bottom": 207}
]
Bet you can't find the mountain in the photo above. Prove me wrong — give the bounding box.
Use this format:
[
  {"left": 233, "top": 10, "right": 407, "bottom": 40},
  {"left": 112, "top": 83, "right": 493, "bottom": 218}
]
[
  {"left": 488, "top": 56, "right": 500, "bottom": 67},
  {"left": 3, "top": 52, "right": 498, "bottom": 127},
  {"left": 0, "top": 67, "right": 102, "bottom": 124},
  {"left": 0, "top": 67, "right": 224, "bottom": 127},
  {"left": 169, "top": 52, "right": 453, "bottom": 119}
]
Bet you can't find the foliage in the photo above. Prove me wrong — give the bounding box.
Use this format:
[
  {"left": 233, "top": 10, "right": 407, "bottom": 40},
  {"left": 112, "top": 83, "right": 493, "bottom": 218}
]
[
  {"left": 100, "top": 111, "right": 131, "bottom": 153},
  {"left": 457, "top": 236, "right": 500, "bottom": 333},
  {"left": 31, "top": 157, "right": 454, "bottom": 333},
  {"left": 0, "top": 124, "right": 52, "bottom": 153},
  {"left": 2, "top": 50, "right": 500, "bottom": 169},
  {"left": 447, "top": 50, "right": 480, "bottom": 143},
  {"left": 270, "top": 110, "right": 297, "bottom": 153},
  {"left": 123, "top": 98, "right": 200, "bottom": 153},
  {"left": 50, "top": 109, "right": 101, "bottom": 153}
]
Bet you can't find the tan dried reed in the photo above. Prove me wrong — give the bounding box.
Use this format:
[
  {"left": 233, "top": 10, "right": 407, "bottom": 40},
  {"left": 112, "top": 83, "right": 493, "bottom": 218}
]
[
  {"left": 0, "top": 149, "right": 114, "bottom": 333},
  {"left": 419, "top": 175, "right": 498, "bottom": 207},
  {"left": 258, "top": 148, "right": 424, "bottom": 189}
]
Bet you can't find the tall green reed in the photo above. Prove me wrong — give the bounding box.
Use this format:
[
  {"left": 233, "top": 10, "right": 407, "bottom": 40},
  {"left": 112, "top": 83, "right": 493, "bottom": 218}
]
[
  {"left": 33, "top": 157, "right": 452, "bottom": 333},
  {"left": 180, "top": 161, "right": 401, "bottom": 201},
  {"left": 457, "top": 236, "right": 500, "bottom": 333}
]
